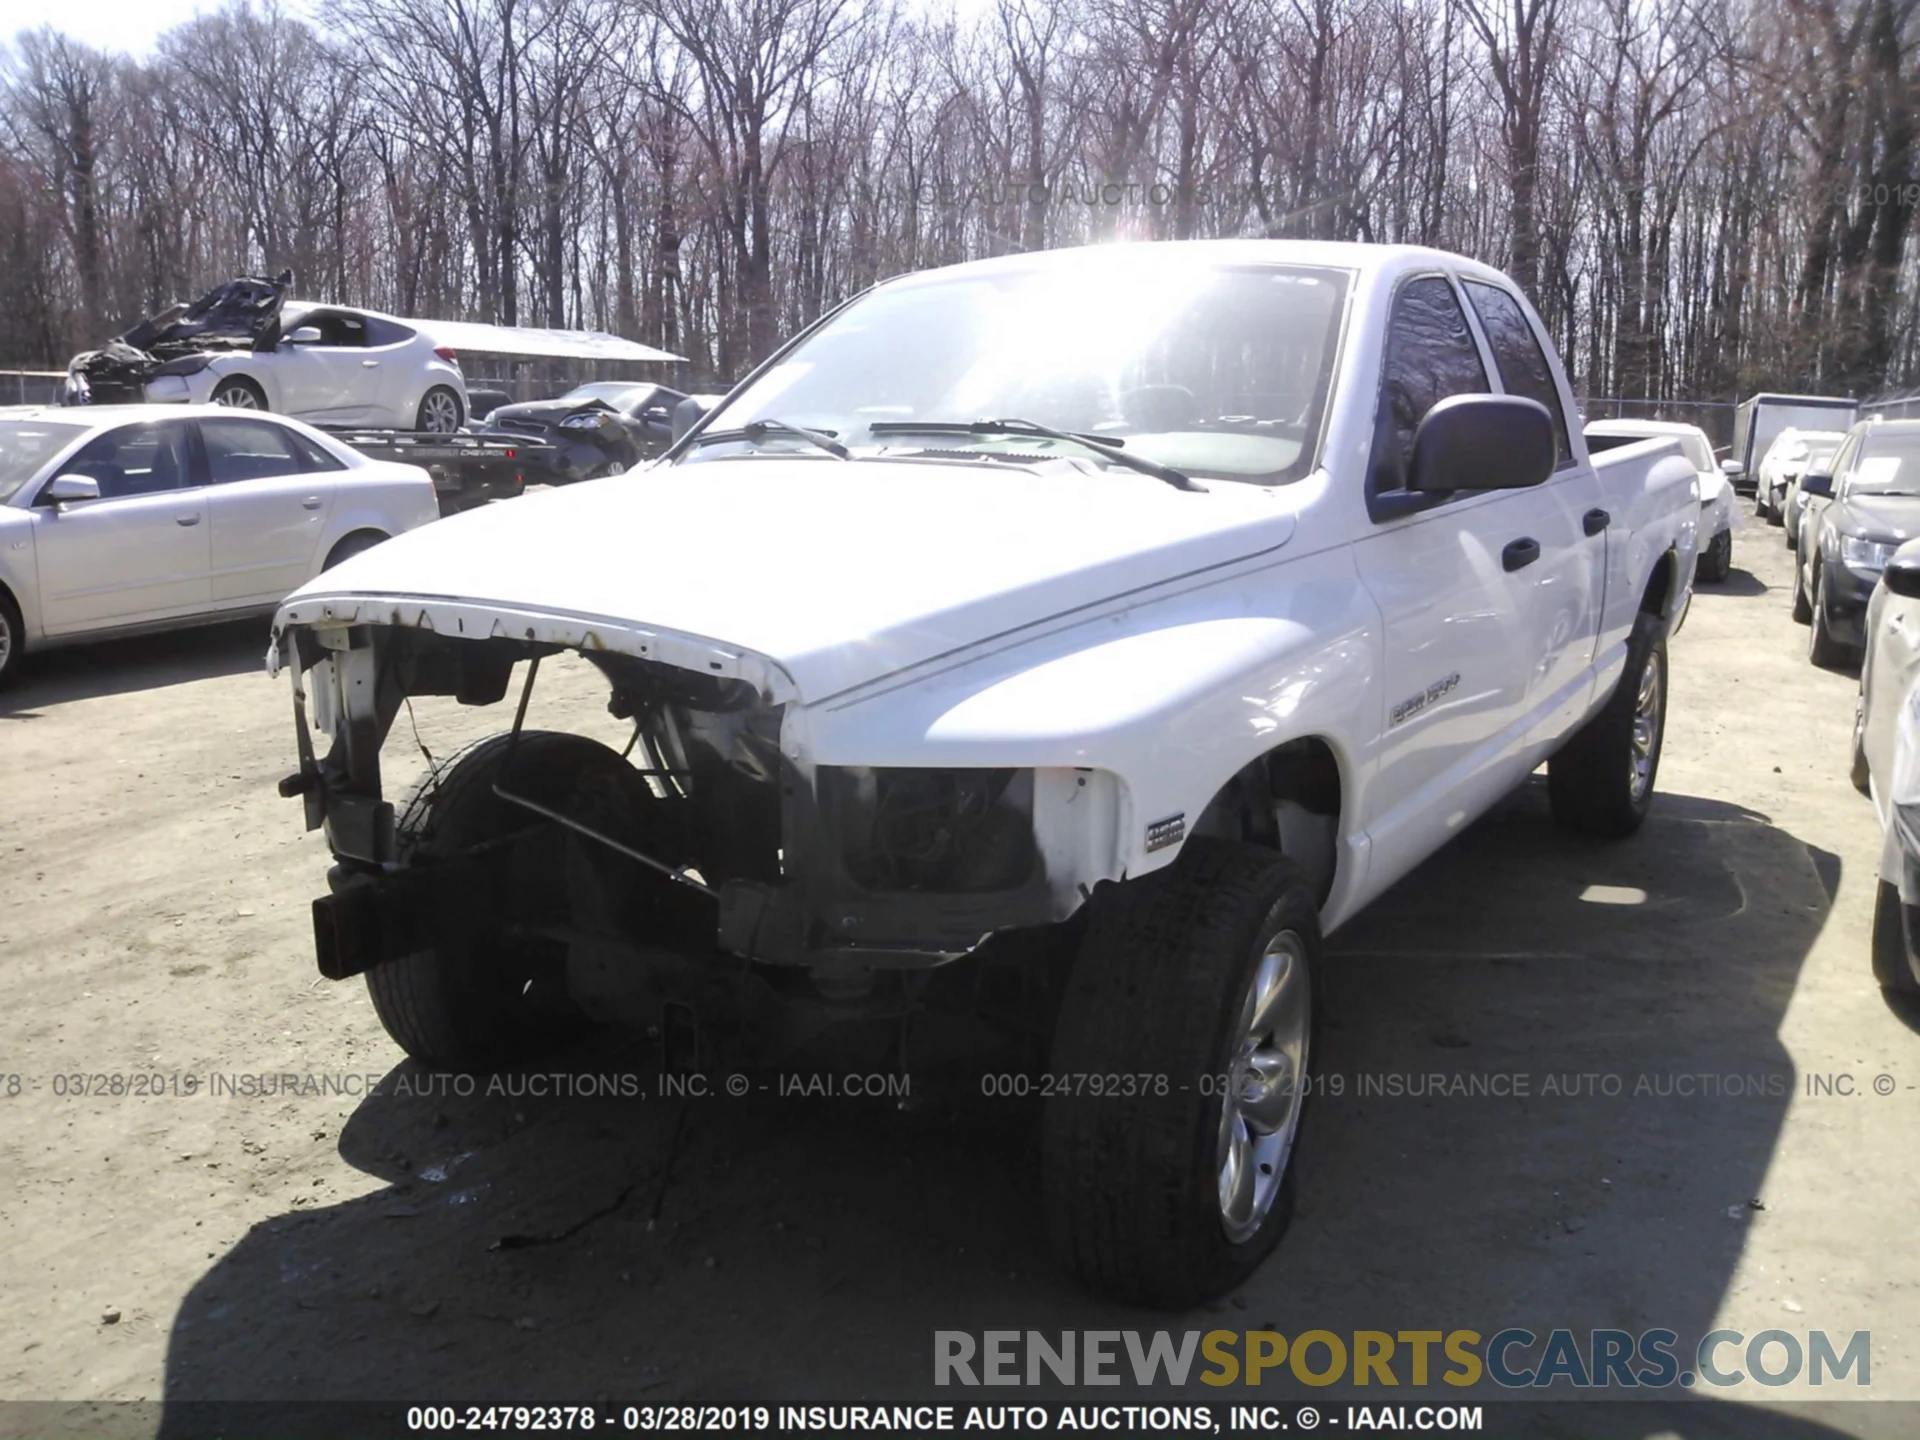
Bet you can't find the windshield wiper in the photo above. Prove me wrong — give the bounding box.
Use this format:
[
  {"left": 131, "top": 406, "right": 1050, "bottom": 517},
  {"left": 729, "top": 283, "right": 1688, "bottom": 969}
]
[
  {"left": 692, "top": 418, "right": 849, "bottom": 460},
  {"left": 868, "top": 418, "right": 1199, "bottom": 491}
]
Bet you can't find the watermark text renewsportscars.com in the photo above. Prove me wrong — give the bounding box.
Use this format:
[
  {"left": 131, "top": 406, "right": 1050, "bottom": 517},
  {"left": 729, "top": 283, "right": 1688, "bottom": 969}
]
[{"left": 934, "top": 1329, "right": 1871, "bottom": 1390}]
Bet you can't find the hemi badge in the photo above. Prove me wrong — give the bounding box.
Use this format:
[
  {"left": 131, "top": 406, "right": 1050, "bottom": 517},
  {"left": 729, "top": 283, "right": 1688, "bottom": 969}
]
[{"left": 1145, "top": 813, "right": 1186, "bottom": 853}]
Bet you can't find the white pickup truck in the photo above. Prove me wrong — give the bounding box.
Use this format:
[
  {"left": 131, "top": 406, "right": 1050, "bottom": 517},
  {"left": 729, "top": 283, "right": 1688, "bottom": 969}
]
[{"left": 269, "top": 241, "right": 1700, "bottom": 1307}]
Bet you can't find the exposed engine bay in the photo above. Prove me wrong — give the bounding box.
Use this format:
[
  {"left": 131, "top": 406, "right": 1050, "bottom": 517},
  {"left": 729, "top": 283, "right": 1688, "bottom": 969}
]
[
  {"left": 274, "top": 621, "right": 1127, "bottom": 1070},
  {"left": 65, "top": 273, "right": 292, "bottom": 405}
]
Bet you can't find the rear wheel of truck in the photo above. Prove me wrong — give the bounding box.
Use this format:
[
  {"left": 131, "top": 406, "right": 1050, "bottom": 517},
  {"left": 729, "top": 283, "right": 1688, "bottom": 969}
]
[
  {"left": 364, "top": 730, "right": 629, "bottom": 1068},
  {"left": 1871, "top": 880, "right": 1920, "bottom": 993},
  {"left": 1042, "top": 839, "right": 1319, "bottom": 1308},
  {"left": 1548, "top": 610, "right": 1667, "bottom": 839}
]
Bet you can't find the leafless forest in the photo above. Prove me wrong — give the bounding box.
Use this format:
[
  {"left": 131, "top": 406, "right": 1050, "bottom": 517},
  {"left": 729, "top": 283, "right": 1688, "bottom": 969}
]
[{"left": 1, "top": 0, "right": 1915, "bottom": 397}]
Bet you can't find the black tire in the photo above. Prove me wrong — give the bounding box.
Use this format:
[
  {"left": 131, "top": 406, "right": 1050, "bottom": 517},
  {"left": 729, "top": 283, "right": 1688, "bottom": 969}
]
[
  {"left": 416, "top": 386, "right": 464, "bottom": 434},
  {"left": 1043, "top": 839, "right": 1320, "bottom": 1308},
  {"left": 210, "top": 375, "right": 268, "bottom": 411},
  {"left": 1808, "top": 562, "right": 1854, "bottom": 669},
  {"left": 322, "top": 529, "right": 388, "bottom": 571},
  {"left": 1851, "top": 692, "right": 1873, "bottom": 796},
  {"left": 365, "top": 730, "right": 635, "bottom": 1068},
  {"left": 0, "top": 587, "right": 23, "bottom": 689},
  {"left": 1786, "top": 512, "right": 1798, "bottom": 550},
  {"left": 1697, "top": 529, "right": 1732, "bottom": 584},
  {"left": 1871, "top": 880, "right": 1920, "bottom": 994},
  {"left": 1549, "top": 610, "right": 1667, "bottom": 839},
  {"left": 1791, "top": 555, "right": 1812, "bottom": 624}
]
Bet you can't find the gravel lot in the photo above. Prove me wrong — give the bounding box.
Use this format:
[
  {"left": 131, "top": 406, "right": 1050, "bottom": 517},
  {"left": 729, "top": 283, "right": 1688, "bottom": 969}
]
[{"left": 0, "top": 512, "right": 1916, "bottom": 1431}]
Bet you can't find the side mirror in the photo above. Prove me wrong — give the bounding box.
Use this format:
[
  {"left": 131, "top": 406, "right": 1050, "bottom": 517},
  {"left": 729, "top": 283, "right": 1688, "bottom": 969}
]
[
  {"left": 670, "top": 394, "right": 718, "bottom": 442},
  {"left": 1886, "top": 541, "right": 1920, "bottom": 599},
  {"left": 1720, "top": 459, "right": 1744, "bottom": 476},
  {"left": 1407, "top": 394, "right": 1555, "bottom": 493},
  {"left": 1801, "top": 472, "right": 1835, "bottom": 499},
  {"left": 285, "top": 326, "right": 322, "bottom": 345},
  {"left": 43, "top": 474, "right": 101, "bottom": 505}
]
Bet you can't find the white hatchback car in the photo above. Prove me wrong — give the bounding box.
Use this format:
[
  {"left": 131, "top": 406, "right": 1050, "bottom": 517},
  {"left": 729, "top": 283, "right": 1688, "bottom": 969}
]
[
  {"left": 153, "top": 304, "right": 470, "bottom": 433},
  {"left": 0, "top": 405, "right": 439, "bottom": 686}
]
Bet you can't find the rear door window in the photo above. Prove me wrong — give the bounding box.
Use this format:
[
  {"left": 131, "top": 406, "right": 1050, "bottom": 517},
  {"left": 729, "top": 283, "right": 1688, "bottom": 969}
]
[
  {"left": 199, "top": 418, "right": 318, "bottom": 483},
  {"left": 1462, "top": 281, "right": 1573, "bottom": 466}
]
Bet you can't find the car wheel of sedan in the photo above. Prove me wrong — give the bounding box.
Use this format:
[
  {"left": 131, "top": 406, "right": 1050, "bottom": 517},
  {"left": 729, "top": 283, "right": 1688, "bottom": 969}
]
[
  {"left": 1871, "top": 880, "right": 1920, "bottom": 994},
  {"left": 0, "top": 589, "right": 22, "bottom": 689},
  {"left": 416, "top": 386, "right": 464, "bottom": 434},
  {"left": 363, "top": 730, "right": 629, "bottom": 1068},
  {"left": 1808, "top": 563, "right": 1853, "bottom": 669},
  {"left": 1786, "top": 516, "right": 1798, "bottom": 551},
  {"left": 1697, "top": 528, "right": 1732, "bottom": 583},
  {"left": 211, "top": 376, "right": 267, "bottom": 410},
  {"left": 1791, "top": 556, "right": 1812, "bottom": 624},
  {"left": 1042, "top": 839, "right": 1319, "bottom": 1308}
]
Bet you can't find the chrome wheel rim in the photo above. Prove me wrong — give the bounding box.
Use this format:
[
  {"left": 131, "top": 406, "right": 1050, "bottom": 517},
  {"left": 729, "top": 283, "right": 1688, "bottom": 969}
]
[
  {"left": 1629, "top": 651, "right": 1661, "bottom": 802},
  {"left": 0, "top": 608, "right": 12, "bottom": 674},
  {"left": 215, "top": 386, "right": 260, "bottom": 409},
  {"left": 422, "top": 391, "right": 461, "bottom": 432},
  {"left": 1216, "top": 931, "right": 1311, "bottom": 1244}
]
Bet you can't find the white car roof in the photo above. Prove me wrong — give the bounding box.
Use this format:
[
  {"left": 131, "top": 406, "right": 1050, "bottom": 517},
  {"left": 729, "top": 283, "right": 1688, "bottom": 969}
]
[
  {"left": 1584, "top": 418, "right": 1710, "bottom": 441},
  {"left": 0, "top": 403, "right": 291, "bottom": 430}
]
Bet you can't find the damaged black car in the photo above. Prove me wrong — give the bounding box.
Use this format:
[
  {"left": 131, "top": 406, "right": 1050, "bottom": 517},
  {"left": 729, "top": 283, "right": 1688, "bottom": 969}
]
[{"left": 479, "top": 381, "right": 685, "bottom": 482}]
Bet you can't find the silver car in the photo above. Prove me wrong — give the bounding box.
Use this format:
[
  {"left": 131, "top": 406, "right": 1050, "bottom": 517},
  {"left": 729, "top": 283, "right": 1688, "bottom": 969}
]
[{"left": 1854, "top": 536, "right": 1920, "bottom": 992}]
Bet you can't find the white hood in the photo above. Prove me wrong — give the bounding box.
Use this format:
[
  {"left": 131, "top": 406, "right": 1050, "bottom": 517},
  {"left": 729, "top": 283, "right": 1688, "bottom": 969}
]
[{"left": 284, "top": 456, "right": 1300, "bottom": 703}]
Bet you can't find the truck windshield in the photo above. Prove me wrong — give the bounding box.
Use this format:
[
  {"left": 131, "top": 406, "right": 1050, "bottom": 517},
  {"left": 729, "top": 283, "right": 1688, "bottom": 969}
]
[
  {"left": 689, "top": 255, "right": 1351, "bottom": 485},
  {"left": 0, "top": 420, "right": 87, "bottom": 501},
  {"left": 1850, "top": 435, "right": 1920, "bottom": 497}
]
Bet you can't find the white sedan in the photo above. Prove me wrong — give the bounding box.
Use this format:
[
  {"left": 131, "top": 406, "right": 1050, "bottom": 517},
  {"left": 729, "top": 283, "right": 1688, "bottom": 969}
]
[
  {"left": 0, "top": 405, "right": 439, "bottom": 686},
  {"left": 150, "top": 303, "right": 471, "bottom": 433},
  {"left": 1583, "top": 417, "right": 1738, "bottom": 582}
]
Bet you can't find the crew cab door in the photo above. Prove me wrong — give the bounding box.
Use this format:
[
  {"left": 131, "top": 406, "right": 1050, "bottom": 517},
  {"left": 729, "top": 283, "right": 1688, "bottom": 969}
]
[
  {"left": 1352, "top": 275, "right": 1538, "bottom": 895},
  {"left": 198, "top": 415, "right": 343, "bottom": 606},
  {"left": 1458, "top": 279, "right": 1608, "bottom": 748},
  {"left": 29, "top": 419, "right": 210, "bottom": 633}
]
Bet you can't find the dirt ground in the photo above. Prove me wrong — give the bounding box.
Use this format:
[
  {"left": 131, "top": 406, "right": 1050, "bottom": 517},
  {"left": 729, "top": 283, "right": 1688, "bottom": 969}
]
[{"left": 1, "top": 507, "right": 1917, "bottom": 1434}]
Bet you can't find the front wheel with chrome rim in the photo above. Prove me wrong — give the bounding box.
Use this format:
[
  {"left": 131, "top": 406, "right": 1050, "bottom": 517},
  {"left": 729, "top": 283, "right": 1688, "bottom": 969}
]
[
  {"left": 1549, "top": 608, "right": 1668, "bottom": 839},
  {"left": 1043, "top": 839, "right": 1320, "bottom": 1307},
  {"left": 0, "top": 588, "right": 22, "bottom": 689}
]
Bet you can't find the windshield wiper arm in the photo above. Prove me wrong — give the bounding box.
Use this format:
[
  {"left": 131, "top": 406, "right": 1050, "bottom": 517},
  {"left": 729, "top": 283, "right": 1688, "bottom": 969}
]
[
  {"left": 868, "top": 418, "right": 1199, "bottom": 491},
  {"left": 692, "top": 418, "right": 849, "bottom": 460}
]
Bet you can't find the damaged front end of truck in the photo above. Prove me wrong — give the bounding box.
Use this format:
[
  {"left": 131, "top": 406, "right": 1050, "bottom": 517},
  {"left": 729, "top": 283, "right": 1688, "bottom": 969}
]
[{"left": 269, "top": 598, "right": 1127, "bottom": 1072}]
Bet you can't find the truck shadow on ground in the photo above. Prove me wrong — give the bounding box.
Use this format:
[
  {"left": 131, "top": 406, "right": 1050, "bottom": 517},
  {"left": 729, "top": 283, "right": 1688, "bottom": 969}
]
[
  {"left": 159, "top": 779, "right": 1852, "bottom": 1433},
  {"left": 0, "top": 618, "right": 267, "bottom": 716}
]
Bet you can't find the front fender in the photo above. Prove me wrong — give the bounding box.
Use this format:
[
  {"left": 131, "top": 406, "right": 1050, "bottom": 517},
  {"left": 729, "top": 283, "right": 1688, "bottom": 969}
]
[{"left": 797, "top": 544, "right": 1381, "bottom": 901}]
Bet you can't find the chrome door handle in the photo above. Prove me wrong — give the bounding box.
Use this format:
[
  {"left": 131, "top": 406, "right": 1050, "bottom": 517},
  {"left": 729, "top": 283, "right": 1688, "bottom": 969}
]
[
  {"left": 301, "top": 497, "right": 324, "bottom": 510},
  {"left": 175, "top": 514, "right": 201, "bottom": 527},
  {"left": 361, "top": 360, "right": 380, "bottom": 367}
]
